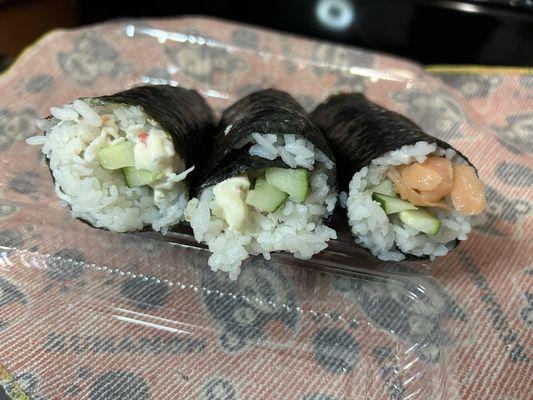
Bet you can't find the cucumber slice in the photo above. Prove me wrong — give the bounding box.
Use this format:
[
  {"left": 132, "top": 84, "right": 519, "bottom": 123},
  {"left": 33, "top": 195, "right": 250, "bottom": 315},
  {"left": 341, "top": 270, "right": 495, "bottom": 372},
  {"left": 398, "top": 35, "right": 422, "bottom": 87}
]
[
  {"left": 245, "top": 177, "right": 288, "bottom": 213},
  {"left": 265, "top": 168, "right": 309, "bottom": 203},
  {"left": 372, "top": 193, "right": 417, "bottom": 214},
  {"left": 122, "top": 167, "right": 160, "bottom": 188},
  {"left": 399, "top": 209, "right": 441, "bottom": 235},
  {"left": 97, "top": 141, "right": 134, "bottom": 170},
  {"left": 371, "top": 179, "right": 396, "bottom": 197}
]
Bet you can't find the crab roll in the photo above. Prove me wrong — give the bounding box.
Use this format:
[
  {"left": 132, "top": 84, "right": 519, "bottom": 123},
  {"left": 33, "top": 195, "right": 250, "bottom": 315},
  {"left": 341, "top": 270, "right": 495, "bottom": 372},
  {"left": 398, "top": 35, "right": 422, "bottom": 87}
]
[
  {"left": 28, "top": 85, "right": 215, "bottom": 233},
  {"left": 311, "top": 93, "right": 486, "bottom": 261},
  {"left": 185, "top": 89, "right": 338, "bottom": 278}
]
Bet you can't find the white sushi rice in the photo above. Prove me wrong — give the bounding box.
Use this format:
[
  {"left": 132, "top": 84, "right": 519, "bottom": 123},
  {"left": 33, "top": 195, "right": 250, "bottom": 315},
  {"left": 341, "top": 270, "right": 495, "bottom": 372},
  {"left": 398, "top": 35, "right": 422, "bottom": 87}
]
[
  {"left": 236, "top": 132, "right": 335, "bottom": 170},
  {"left": 28, "top": 100, "right": 191, "bottom": 233},
  {"left": 185, "top": 133, "right": 337, "bottom": 279},
  {"left": 346, "top": 141, "right": 473, "bottom": 261}
]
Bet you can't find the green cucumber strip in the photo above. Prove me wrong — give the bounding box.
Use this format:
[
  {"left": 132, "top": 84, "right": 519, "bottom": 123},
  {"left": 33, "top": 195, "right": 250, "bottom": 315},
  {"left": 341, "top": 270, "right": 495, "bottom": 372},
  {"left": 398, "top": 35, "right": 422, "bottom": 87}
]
[
  {"left": 97, "top": 141, "right": 135, "bottom": 170},
  {"left": 245, "top": 177, "right": 288, "bottom": 213},
  {"left": 122, "top": 167, "right": 160, "bottom": 188},
  {"left": 371, "top": 179, "right": 396, "bottom": 197},
  {"left": 265, "top": 167, "right": 309, "bottom": 203},
  {"left": 398, "top": 209, "right": 441, "bottom": 235},
  {"left": 372, "top": 193, "right": 417, "bottom": 214}
]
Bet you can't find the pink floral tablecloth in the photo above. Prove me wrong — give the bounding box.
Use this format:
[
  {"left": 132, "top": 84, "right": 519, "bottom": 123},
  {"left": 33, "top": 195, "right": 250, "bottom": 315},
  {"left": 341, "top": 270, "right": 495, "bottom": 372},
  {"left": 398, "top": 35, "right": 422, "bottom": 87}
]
[{"left": 0, "top": 17, "right": 531, "bottom": 400}]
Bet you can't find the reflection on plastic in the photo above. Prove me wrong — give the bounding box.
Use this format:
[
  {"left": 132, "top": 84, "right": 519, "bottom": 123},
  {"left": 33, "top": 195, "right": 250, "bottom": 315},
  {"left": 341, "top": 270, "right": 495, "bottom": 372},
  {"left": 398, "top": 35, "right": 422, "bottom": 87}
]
[
  {"left": 0, "top": 17, "right": 493, "bottom": 397},
  {"left": 315, "top": 0, "right": 355, "bottom": 31},
  {"left": 115, "top": 315, "right": 183, "bottom": 334},
  {"left": 125, "top": 24, "right": 216, "bottom": 48},
  {"left": 0, "top": 251, "right": 12, "bottom": 267},
  {"left": 112, "top": 306, "right": 196, "bottom": 335},
  {"left": 0, "top": 189, "right": 453, "bottom": 398},
  {"left": 139, "top": 75, "right": 231, "bottom": 100}
]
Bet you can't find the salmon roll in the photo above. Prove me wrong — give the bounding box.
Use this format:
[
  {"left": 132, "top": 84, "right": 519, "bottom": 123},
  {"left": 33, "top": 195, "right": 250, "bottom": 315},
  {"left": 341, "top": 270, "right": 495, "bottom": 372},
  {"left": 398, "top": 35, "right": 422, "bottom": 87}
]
[
  {"left": 27, "top": 85, "right": 216, "bottom": 233},
  {"left": 311, "top": 93, "right": 486, "bottom": 261}
]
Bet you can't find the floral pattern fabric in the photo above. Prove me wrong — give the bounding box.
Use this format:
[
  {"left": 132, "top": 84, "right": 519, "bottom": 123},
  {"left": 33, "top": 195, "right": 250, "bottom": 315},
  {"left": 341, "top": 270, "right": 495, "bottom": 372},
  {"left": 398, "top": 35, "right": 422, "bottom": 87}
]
[{"left": 0, "top": 17, "right": 531, "bottom": 400}]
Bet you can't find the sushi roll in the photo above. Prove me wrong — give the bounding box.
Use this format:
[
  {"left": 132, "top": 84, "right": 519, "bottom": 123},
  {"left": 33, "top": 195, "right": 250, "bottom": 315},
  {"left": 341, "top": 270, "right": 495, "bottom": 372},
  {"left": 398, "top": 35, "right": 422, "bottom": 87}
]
[
  {"left": 311, "top": 93, "right": 486, "bottom": 261},
  {"left": 28, "top": 85, "right": 216, "bottom": 233},
  {"left": 185, "top": 89, "right": 338, "bottom": 278}
]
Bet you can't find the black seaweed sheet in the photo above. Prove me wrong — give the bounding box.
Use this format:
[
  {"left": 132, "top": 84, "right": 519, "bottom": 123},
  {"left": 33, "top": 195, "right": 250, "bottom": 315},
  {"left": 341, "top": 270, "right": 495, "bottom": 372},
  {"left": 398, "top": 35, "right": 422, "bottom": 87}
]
[
  {"left": 98, "top": 85, "right": 216, "bottom": 189},
  {"left": 310, "top": 93, "right": 472, "bottom": 191},
  {"left": 197, "top": 89, "right": 336, "bottom": 191}
]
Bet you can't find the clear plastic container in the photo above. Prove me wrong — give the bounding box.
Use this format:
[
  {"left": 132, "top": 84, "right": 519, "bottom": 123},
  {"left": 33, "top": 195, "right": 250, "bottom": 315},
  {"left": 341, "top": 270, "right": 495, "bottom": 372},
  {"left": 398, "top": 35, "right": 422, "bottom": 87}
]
[
  {"left": 0, "top": 199, "right": 469, "bottom": 399},
  {"left": 0, "top": 18, "right": 477, "bottom": 399}
]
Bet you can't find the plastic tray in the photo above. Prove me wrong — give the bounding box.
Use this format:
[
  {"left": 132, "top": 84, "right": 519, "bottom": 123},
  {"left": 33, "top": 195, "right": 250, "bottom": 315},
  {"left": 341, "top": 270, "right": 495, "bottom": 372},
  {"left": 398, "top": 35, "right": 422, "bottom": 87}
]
[{"left": 0, "top": 18, "right": 477, "bottom": 400}]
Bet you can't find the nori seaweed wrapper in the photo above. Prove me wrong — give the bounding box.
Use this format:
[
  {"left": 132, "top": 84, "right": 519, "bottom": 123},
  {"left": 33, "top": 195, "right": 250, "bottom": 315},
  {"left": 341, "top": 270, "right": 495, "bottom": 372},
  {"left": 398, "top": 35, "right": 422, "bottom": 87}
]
[
  {"left": 310, "top": 93, "right": 472, "bottom": 191},
  {"left": 97, "top": 85, "right": 216, "bottom": 189},
  {"left": 311, "top": 93, "right": 476, "bottom": 259},
  {"left": 198, "top": 89, "right": 336, "bottom": 191},
  {"left": 41, "top": 85, "right": 215, "bottom": 231}
]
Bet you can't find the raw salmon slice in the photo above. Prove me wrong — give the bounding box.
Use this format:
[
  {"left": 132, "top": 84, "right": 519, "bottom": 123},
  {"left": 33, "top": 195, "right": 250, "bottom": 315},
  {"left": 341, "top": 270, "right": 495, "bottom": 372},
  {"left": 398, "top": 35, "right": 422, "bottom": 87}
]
[
  {"left": 400, "top": 162, "right": 443, "bottom": 191},
  {"left": 450, "top": 165, "right": 486, "bottom": 215},
  {"left": 419, "top": 157, "right": 453, "bottom": 202},
  {"left": 387, "top": 168, "right": 449, "bottom": 209}
]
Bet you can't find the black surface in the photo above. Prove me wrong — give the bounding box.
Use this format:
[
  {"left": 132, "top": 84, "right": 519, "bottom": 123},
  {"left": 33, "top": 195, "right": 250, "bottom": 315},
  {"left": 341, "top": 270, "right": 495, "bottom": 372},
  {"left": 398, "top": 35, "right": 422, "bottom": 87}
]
[
  {"left": 198, "top": 89, "right": 336, "bottom": 190},
  {"left": 99, "top": 85, "right": 216, "bottom": 190},
  {"left": 76, "top": 0, "right": 533, "bottom": 66}
]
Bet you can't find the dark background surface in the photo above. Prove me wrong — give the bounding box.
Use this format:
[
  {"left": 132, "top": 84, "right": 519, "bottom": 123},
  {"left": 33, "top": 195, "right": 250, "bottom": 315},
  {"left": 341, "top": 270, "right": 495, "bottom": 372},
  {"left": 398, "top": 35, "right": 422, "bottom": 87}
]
[{"left": 1, "top": 0, "right": 533, "bottom": 69}]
